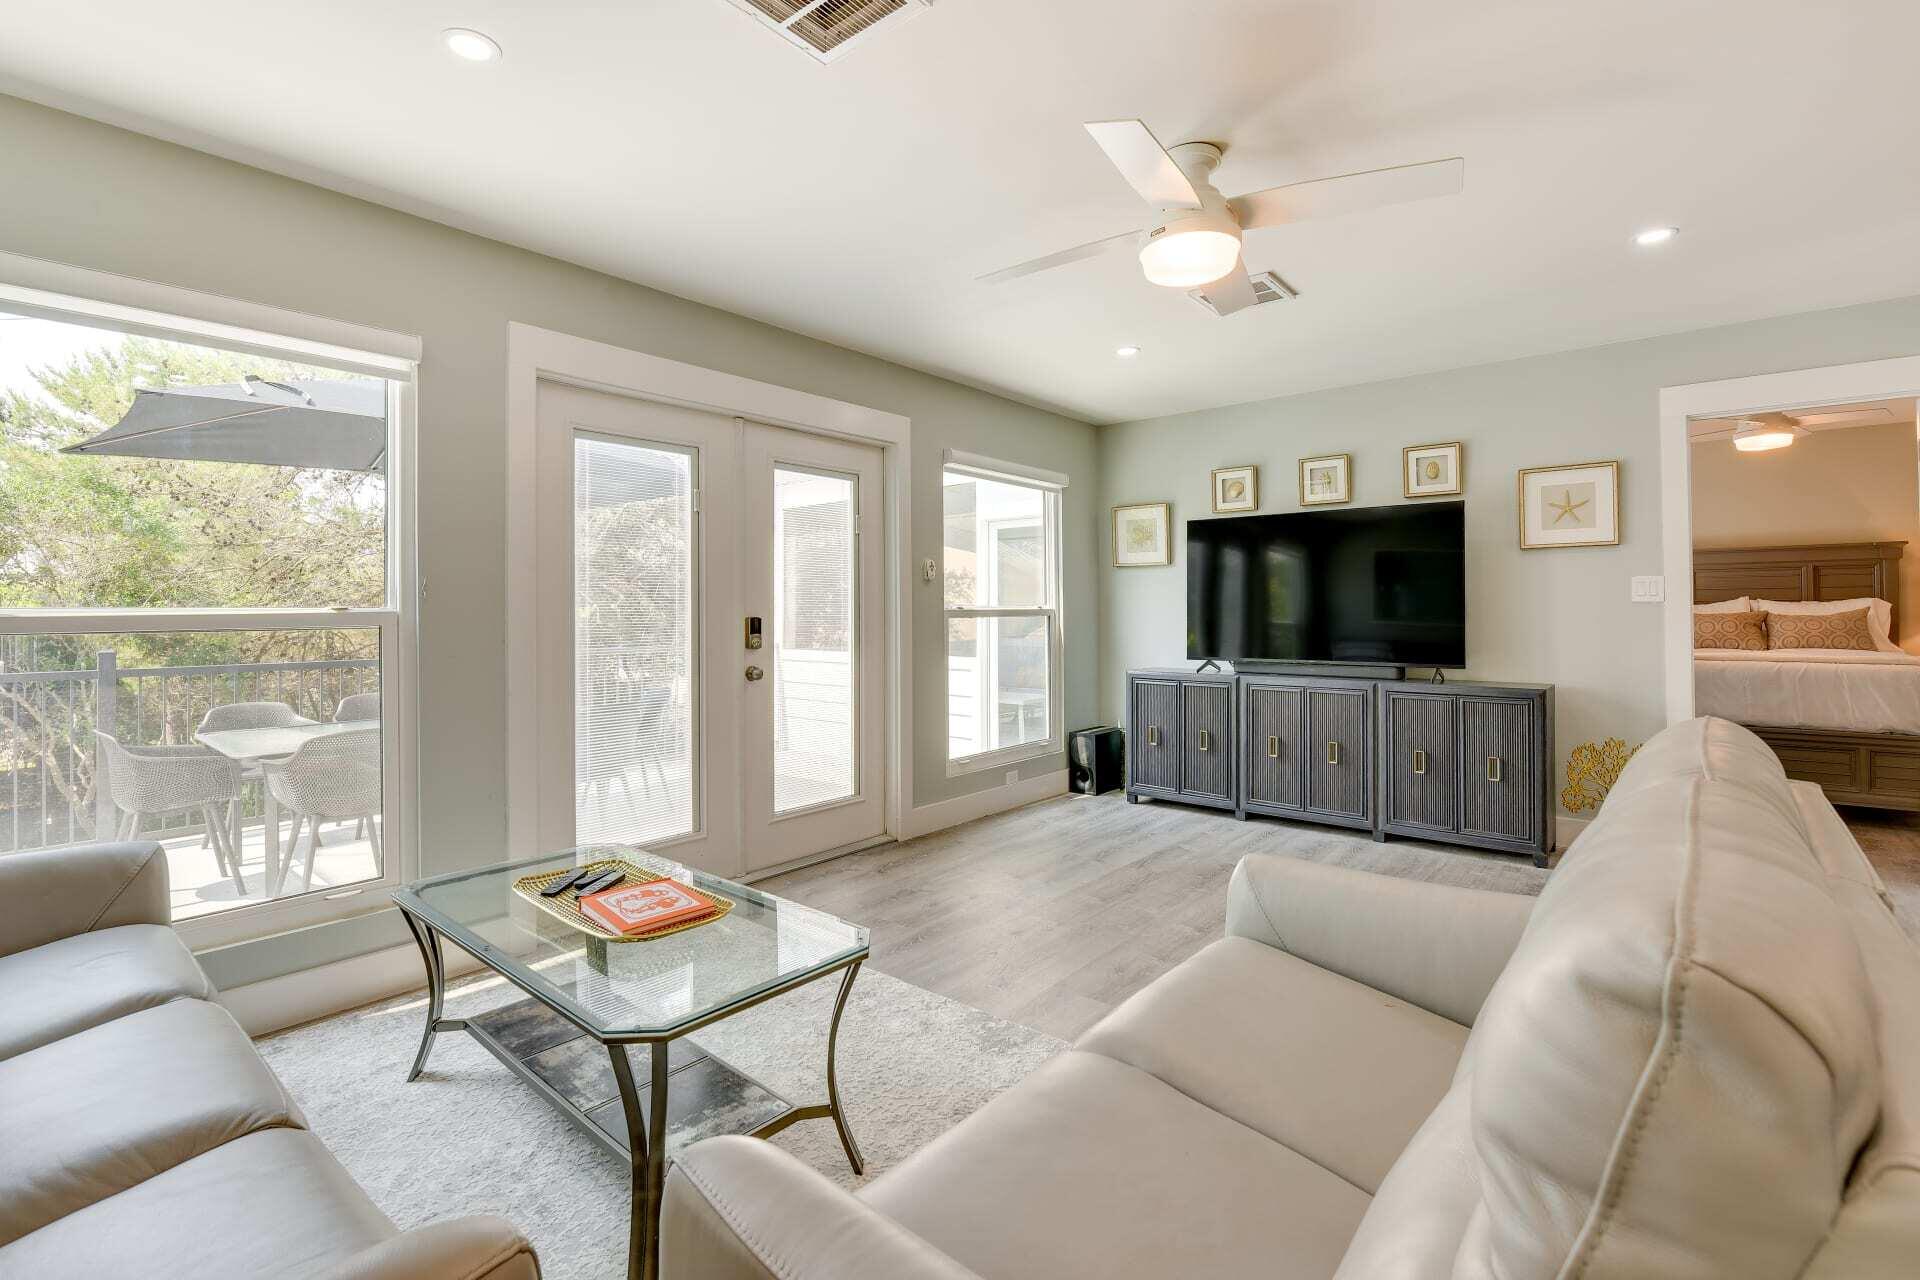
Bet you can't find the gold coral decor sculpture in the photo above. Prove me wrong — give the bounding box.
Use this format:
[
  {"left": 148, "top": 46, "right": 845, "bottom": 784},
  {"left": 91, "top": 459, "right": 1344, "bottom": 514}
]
[{"left": 1561, "top": 738, "right": 1640, "bottom": 814}]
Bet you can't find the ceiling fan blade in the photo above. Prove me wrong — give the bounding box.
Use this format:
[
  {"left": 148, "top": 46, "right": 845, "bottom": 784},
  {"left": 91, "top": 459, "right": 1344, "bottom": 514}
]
[
  {"left": 1230, "top": 157, "right": 1465, "bottom": 230},
  {"left": 1084, "top": 119, "right": 1202, "bottom": 210},
  {"left": 976, "top": 230, "right": 1139, "bottom": 285},
  {"left": 1190, "top": 263, "right": 1259, "bottom": 317}
]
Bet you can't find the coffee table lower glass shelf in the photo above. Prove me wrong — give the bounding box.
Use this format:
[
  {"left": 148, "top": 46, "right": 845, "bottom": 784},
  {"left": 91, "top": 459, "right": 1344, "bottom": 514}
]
[{"left": 392, "top": 847, "right": 870, "bottom": 1280}]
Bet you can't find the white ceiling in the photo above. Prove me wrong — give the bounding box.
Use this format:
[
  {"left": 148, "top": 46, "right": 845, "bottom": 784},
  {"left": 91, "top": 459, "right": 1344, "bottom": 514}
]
[{"left": 4, "top": 1, "right": 1920, "bottom": 424}]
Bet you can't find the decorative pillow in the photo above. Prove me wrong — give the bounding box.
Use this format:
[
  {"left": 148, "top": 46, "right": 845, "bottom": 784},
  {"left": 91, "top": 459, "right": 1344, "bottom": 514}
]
[
  {"left": 1694, "top": 609, "right": 1770, "bottom": 651},
  {"left": 1693, "top": 597, "right": 1751, "bottom": 614},
  {"left": 1768, "top": 606, "right": 1876, "bottom": 651},
  {"left": 1754, "top": 597, "right": 1898, "bottom": 651}
]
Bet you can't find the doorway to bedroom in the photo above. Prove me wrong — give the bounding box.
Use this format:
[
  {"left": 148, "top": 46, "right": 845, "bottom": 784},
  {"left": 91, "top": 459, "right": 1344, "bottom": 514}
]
[{"left": 1682, "top": 389, "right": 1920, "bottom": 883}]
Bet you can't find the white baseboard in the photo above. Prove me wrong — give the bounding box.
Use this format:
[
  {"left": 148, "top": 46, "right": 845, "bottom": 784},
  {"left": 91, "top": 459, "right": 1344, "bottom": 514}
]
[
  {"left": 900, "top": 769, "right": 1069, "bottom": 840},
  {"left": 1554, "top": 814, "right": 1591, "bottom": 853},
  {"left": 219, "top": 936, "right": 482, "bottom": 1038}
]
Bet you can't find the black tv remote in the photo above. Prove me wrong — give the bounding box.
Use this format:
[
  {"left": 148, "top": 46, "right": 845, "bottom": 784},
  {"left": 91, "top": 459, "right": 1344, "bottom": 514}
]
[
  {"left": 540, "top": 867, "right": 597, "bottom": 898},
  {"left": 573, "top": 868, "right": 625, "bottom": 896}
]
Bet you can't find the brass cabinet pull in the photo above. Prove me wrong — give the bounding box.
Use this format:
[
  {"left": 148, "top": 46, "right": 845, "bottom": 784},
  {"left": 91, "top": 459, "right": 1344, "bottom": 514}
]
[
  {"left": 1412, "top": 748, "right": 1427, "bottom": 775},
  {"left": 1198, "top": 729, "right": 1210, "bottom": 752},
  {"left": 1147, "top": 726, "right": 1160, "bottom": 747},
  {"left": 1487, "top": 756, "right": 1502, "bottom": 783},
  {"left": 1267, "top": 735, "right": 1280, "bottom": 759},
  {"left": 1326, "top": 741, "right": 1340, "bottom": 766}
]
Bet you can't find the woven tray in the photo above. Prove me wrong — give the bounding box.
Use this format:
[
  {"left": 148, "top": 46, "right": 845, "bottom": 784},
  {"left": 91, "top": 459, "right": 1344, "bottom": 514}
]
[{"left": 511, "top": 858, "right": 733, "bottom": 943}]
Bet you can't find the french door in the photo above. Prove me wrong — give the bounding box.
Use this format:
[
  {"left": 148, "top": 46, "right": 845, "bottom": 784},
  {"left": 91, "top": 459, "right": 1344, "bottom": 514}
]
[{"left": 535, "top": 381, "right": 885, "bottom": 879}]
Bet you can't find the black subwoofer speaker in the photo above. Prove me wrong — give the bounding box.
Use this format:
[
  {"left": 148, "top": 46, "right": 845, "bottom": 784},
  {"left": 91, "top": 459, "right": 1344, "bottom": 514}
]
[{"left": 1069, "top": 726, "right": 1125, "bottom": 795}]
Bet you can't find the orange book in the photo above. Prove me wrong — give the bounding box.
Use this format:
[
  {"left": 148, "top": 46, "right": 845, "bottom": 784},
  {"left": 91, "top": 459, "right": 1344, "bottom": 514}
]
[{"left": 579, "top": 876, "right": 715, "bottom": 936}]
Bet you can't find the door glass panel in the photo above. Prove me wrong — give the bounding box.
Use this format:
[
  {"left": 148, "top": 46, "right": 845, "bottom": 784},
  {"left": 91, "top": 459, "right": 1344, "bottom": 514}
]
[
  {"left": 574, "top": 436, "right": 694, "bottom": 844},
  {"left": 772, "top": 466, "right": 856, "bottom": 814}
]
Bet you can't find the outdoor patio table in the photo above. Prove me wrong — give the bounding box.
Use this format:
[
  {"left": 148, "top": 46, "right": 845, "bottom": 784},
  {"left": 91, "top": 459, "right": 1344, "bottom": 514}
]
[{"left": 195, "top": 719, "right": 378, "bottom": 897}]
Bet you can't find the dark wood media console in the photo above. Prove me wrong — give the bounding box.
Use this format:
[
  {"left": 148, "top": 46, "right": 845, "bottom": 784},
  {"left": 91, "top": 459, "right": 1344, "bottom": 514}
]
[{"left": 1125, "top": 668, "right": 1555, "bottom": 865}]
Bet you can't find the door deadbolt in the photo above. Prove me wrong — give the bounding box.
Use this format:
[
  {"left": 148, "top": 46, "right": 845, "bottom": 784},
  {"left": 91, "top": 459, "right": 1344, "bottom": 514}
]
[
  {"left": 744, "top": 666, "right": 764, "bottom": 682},
  {"left": 744, "top": 616, "right": 763, "bottom": 650}
]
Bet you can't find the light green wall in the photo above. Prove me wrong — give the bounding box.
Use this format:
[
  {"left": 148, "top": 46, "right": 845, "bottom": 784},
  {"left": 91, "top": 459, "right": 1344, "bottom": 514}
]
[
  {"left": 1098, "top": 293, "right": 1920, "bottom": 807},
  {"left": 0, "top": 94, "right": 1098, "bottom": 986}
]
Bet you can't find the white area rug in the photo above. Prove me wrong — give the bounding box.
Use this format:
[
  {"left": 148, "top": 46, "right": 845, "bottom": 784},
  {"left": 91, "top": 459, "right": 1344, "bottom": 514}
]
[{"left": 258, "top": 967, "right": 1064, "bottom": 1280}]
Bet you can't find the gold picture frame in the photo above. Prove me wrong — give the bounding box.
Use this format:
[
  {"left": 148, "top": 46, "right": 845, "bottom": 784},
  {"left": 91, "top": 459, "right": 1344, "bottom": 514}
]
[
  {"left": 1298, "top": 453, "right": 1352, "bottom": 506},
  {"left": 1112, "top": 502, "right": 1172, "bottom": 567},
  {"left": 1517, "top": 460, "right": 1620, "bottom": 549},
  {"left": 1403, "top": 441, "right": 1463, "bottom": 498},
  {"left": 1210, "top": 465, "right": 1259, "bottom": 513}
]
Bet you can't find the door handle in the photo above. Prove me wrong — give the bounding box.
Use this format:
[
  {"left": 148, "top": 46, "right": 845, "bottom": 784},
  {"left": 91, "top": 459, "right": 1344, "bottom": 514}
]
[
  {"left": 1267, "top": 736, "right": 1279, "bottom": 759},
  {"left": 1146, "top": 725, "right": 1160, "bottom": 747},
  {"left": 1412, "top": 748, "right": 1427, "bottom": 775},
  {"left": 744, "top": 666, "right": 764, "bottom": 682},
  {"left": 1197, "top": 729, "right": 1210, "bottom": 752},
  {"left": 1487, "top": 756, "right": 1502, "bottom": 782},
  {"left": 1326, "top": 741, "right": 1340, "bottom": 766}
]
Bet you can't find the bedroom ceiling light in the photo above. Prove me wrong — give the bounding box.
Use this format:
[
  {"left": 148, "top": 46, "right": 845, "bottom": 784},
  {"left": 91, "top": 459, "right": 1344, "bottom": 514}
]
[
  {"left": 1115, "top": 345, "right": 1141, "bottom": 358},
  {"left": 442, "top": 28, "right": 502, "bottom": 62},
  {"left": 1633, "top": 226, "right": 1679, "bottom": 247},
  {"left": 1731, "top": 419, "right": 1795, "bottom": 452}
]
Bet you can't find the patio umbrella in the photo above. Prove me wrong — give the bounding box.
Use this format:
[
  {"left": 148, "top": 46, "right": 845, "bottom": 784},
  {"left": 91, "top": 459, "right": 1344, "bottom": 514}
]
[{"left": 60, "top": 374, "right": 387, "bottom": 472}]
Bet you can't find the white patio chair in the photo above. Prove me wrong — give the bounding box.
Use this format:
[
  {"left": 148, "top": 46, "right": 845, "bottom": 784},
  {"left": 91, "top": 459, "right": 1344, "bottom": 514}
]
[
  {"left": 266, "top": 727, "right": 381, "bottom": 895},
  {"left": 334, "top": 692, "right": 379, "bottom": 723},
  {"left": 96, "top": 731, "right": 246, "bottom": 894},
  {"left": 195, "top": 700, "right": 319, "bottom": 862}
]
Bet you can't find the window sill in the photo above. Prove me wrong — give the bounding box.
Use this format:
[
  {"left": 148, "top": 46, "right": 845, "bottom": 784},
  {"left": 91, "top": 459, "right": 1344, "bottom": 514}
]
[{"left": 946, "top": 739, "right": 1062, "bottom": 778}]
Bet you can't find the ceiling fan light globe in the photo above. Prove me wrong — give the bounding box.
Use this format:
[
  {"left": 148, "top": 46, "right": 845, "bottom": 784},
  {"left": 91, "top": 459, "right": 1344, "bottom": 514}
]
[
  {"left": 1139, "top": 230, "right": 1242, "bottom": 288},
  {"left": 1730, "top": 421, "right": 1795, "bottom": 452}
]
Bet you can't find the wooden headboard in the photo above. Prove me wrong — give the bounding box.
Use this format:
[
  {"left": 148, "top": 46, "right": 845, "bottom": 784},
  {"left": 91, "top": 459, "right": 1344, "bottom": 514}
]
[{"left": 1693, "top": 541, "right": 1906, "bottom": 641}]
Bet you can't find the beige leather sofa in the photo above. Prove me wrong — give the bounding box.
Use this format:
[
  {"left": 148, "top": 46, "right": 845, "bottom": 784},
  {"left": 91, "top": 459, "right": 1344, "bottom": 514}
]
[
  {"left": 0, "top": 840, "right": 538, "bottom": 1279},
  {"left": 661, "top": 716, "right": 1920, "bottom": 1278}
]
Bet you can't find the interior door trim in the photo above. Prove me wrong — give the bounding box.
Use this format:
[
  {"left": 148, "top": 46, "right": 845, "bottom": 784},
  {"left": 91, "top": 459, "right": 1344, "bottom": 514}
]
[{"left": 506, "top": 324, "right": 912, "bottom": 866}]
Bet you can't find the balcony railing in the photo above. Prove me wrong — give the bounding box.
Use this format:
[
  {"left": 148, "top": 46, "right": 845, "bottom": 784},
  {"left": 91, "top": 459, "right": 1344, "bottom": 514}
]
[{"left": 0, "top": 649, "right": 377, "bottom": 853}]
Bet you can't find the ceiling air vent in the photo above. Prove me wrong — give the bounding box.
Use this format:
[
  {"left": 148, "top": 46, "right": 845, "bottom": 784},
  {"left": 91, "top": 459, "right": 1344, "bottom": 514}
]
[
  {"left": 1189, "top": 270, "right": 1299, "bottom": 317},
  {"left": 729, "top": 0, "right": 935, "bottom": 62}
]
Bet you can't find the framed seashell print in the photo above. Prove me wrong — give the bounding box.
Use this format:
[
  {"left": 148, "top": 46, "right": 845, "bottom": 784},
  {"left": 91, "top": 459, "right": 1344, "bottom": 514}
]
[
  {"left": 1403, "top": 441, "right": 1463, "bottom": 498},
  {"left": 1210, "top": 464, "right": 1259, "bottom": 513}
]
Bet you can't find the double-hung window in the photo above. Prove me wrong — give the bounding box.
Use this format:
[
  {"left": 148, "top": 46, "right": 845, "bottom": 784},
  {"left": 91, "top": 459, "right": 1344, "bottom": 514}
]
[
  {"left": 0, "top": 270, "right": 414, "bottom": 946},
  {"left": 942, "top": 451, "right": 1064, "bottom": 772}
]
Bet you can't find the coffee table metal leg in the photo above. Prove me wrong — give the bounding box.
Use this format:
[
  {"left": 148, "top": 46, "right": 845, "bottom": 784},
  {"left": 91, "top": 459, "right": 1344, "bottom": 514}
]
[
  {"left": 609, "top": 1043, "right": 671, "bottom": 1280},
  {"left": 400, "top": 908, "right": 462, "bottom": 1082},
  {"left": 826, "top": 959, "right": 865, "bottom": 1175}
]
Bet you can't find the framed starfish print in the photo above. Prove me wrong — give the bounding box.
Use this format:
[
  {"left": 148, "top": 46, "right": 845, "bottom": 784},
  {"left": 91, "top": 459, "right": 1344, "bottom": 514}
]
[{"left": 1517, "top": 461, "right": 1619, "bottom": 549}]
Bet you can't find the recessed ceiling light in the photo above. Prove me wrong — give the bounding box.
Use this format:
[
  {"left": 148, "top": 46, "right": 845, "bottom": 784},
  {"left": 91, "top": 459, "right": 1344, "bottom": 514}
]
[
  {"left": 1115, "top": 345, "right": 1141, "bottom": 358},
  {"left": 1633, "top": 226, "right": 1679, "bottom": 247},
  {"left": 442, "top": 28, "right": 502, "bottom": 62}
]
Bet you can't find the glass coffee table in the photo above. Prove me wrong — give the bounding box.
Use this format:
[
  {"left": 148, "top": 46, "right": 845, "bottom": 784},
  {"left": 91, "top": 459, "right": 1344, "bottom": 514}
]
[{"left": 392, "top": 846, "right": 869, "bottom": 1280}]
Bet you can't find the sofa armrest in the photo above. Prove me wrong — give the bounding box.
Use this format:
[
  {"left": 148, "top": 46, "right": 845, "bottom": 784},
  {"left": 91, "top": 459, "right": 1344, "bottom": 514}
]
[
  {"left": 662, "top": 1137, "right": 982, "bottom": 1280},
  {"left": 313, "top": 1217, "right": 538, "bottom": 1280},
  {"left": 1225, "top": 853, "right": 1535, "bottom": 1026},
  {"left": 0, "top": 841, "right": 170, "bottom": 959}
]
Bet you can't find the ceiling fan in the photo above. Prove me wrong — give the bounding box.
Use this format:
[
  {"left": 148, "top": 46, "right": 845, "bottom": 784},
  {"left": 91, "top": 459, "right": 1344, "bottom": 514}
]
[{"left": 979, "top": 119, "right": 1464, "bottom": 316}]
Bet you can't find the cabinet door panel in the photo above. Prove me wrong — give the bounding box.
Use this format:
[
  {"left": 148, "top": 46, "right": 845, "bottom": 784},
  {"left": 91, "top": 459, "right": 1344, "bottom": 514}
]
[
  {"left": 1129, "top": 680, "right": 1181, "bottom": 791},
  {"left": 1306, "top": 689, "right": 1368, "bottom": 818},
  {"left": 1386, "top": 693, "right": 1458, "bottom": 832},
  {"left": 1181, "top": 682, "right": 1233, "bottom": 800},
  {"left": 1244, "top": 684, "right": 1304, "bottom": 810},
  {"left": 1461, "top": 698, "right": 1535, "bottom": 842}
]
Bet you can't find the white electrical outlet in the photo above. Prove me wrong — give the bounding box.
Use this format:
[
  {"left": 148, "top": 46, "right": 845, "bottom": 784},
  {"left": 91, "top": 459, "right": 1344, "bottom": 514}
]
[{"left": 1630, "top": 575, "right": 1666, "bottom": 603}]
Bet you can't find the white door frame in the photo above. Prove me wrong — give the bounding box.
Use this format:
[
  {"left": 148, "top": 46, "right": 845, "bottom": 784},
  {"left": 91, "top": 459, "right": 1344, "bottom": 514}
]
[
  {"left": 1658, "top": 352, "right": 1920, "bottom": 728},
  {"left": 505, "top": 322, "right": 911, "bottom": 865}
]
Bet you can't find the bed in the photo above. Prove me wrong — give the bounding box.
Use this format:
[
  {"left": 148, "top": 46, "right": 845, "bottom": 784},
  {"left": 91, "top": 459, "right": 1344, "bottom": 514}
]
[{"left": 1694, "top": 541, "right": 1920, "bottom": 811}]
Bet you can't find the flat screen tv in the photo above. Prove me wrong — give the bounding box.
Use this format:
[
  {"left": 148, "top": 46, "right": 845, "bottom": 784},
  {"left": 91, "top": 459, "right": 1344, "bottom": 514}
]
[{"left": 1186, "top": 501, "right": 1465, "bottom": 667}]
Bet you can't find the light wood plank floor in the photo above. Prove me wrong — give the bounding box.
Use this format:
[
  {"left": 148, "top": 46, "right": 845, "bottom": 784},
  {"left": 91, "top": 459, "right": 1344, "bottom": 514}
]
[{"left": 762, "top": 792, "right": 1551, "bottom": 1043}]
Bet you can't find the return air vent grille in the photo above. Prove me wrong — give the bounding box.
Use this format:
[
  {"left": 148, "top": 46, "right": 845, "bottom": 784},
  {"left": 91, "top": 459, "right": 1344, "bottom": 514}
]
[{"left": 730, "top": 0, "right": 934, "bottom": 61}]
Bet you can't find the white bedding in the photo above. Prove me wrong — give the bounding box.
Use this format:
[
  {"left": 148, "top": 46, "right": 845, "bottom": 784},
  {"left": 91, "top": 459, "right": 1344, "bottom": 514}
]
[{"left": 1695, "top": 647, "right": 1920, "bottom": 735}]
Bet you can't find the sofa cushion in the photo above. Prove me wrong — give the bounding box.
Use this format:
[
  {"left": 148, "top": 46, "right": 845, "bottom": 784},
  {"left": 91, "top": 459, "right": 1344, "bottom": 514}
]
[
  {"left": 0, "top": 923, "right": 213, "bottom": 1061},
  {"left": 1076, "top": 935, "right": 1467, "bottom": 1193},
  {"left": 0, "top": 997, "right": 305, "bottom": 1243},
  {"left": 0, "top": 1127, "right": 393, "bottom": 1280},
  {"left": 1449, "top": 717, "right": 1881, "bottom": 1279},
  {"left": 861, "top": 1050, "right": 1371, "bottom": 1280}
]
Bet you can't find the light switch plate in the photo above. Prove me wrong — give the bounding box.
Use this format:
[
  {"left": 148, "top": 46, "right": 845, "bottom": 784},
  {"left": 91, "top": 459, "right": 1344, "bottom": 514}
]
[{"left": 1630, "top": 575, "right": 1666, "bottom": 603}]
